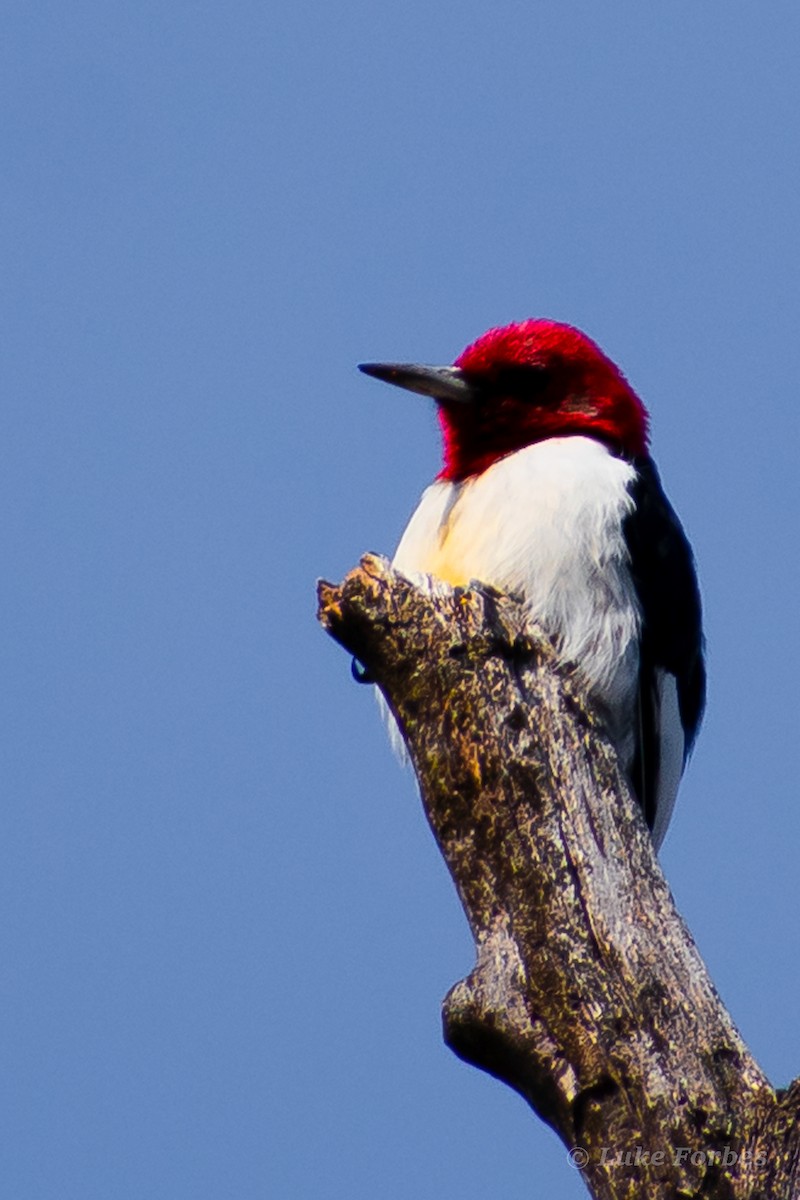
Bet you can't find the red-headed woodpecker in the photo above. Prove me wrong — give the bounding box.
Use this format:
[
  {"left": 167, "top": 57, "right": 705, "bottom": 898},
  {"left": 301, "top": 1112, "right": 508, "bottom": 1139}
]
[{"left": 359, "top": 319, "right": 705, "bottom": 848}]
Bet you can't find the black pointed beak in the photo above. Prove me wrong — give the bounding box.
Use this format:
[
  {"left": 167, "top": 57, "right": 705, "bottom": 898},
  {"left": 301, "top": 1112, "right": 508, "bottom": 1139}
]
[{"left": 358, "top": 362, "right": 477, "bottom": 405}]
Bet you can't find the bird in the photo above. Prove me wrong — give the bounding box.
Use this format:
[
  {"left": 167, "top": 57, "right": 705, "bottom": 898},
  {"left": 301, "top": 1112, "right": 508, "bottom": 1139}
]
[{"left": 358, "top": 318, "right": 705, "bottom": 849}]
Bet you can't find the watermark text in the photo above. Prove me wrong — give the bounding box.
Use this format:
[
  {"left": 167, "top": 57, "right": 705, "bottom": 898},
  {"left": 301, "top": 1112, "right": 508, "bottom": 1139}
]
[{"left": 567, "top": 1145, "right": 766, "bottom": 1170}]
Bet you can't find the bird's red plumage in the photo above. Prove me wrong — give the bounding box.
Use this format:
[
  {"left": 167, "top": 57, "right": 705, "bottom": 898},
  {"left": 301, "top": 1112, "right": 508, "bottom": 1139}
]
[{"left": 437, "top": 319, "right": 650, "bottom": 481}]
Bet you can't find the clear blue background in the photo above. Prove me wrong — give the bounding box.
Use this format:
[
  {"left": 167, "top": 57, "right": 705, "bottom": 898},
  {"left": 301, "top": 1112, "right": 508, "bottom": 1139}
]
[{"left": 2, "top": 3, "right": 798, "bottom": 1197}]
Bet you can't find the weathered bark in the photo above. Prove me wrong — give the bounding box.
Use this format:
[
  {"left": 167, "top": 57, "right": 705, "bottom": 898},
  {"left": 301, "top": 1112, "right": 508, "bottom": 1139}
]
[{"left": 317, "top": 555, "right": 800, "bottom": 1200}]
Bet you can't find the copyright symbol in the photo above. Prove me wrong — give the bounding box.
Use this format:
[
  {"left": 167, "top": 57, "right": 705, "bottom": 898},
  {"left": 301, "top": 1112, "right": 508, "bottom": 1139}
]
[{"left": 567, "top": 1146, "right": 589, "bottom": 1169}]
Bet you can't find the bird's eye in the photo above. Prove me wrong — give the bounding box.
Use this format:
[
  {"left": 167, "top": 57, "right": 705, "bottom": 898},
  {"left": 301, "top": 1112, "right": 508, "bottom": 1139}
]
[{"left": 489, "top": 364, "right": 551, "bottom": 402}]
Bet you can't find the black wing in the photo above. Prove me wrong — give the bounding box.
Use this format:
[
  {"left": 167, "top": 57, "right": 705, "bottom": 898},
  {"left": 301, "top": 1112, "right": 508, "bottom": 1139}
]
[{"left": 623, "top": 456, "right": 706, "bottom": 836}]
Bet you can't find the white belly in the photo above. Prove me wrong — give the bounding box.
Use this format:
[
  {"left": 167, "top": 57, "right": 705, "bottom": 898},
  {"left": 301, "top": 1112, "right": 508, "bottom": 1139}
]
[{"left": 393, "top": 437, "right": 642, "bottom": 762}]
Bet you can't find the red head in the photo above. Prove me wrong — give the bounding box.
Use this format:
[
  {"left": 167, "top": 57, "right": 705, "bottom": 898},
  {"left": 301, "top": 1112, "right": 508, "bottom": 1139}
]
[{"left": 360, "top": 319, "right": 650, "bottom": 482}]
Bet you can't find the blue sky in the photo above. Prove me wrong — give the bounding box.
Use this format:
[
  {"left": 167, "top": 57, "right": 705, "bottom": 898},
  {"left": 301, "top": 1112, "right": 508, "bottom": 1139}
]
[{"left": 2, "top": 3, "right": 799, "bottom": 1197}]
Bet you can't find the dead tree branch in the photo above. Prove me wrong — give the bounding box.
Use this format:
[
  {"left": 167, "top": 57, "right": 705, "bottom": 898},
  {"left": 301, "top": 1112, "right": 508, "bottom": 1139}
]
[{"left": 317, "top": 554, "right": 800, "bottom": 1199}]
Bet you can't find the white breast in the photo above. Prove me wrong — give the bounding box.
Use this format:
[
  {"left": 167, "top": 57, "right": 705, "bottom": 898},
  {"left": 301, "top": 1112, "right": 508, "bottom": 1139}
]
[{"left": 393, "top": 437, "right": 642, "bottom": 765}]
